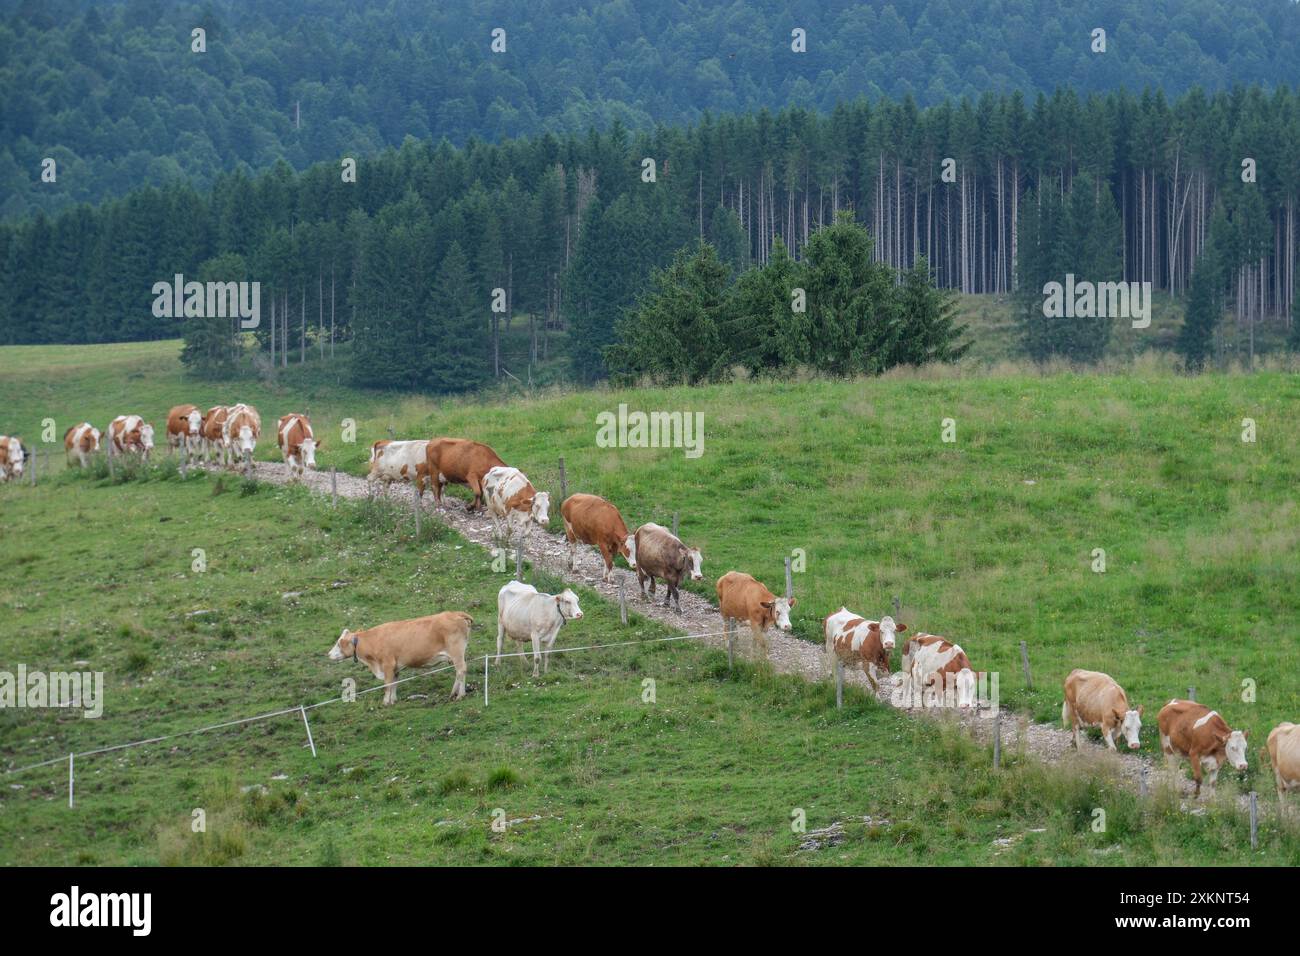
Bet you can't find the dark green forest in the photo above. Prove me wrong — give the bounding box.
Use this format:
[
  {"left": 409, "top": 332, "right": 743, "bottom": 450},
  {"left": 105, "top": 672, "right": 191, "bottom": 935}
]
[{"left": 4, "top": 0, "right": 1300, "bottom": 218}]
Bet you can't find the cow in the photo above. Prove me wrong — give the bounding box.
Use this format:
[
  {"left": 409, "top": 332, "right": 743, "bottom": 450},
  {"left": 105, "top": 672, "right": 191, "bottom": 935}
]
[
  {"left": 366, "top": 439, "right": 431, "bottom": 498},
  {"left": 483, "top": 466, "right": 551, "bottom": 548},
  {"left": 715, "top": 571, "right": 794, "bottom": 661},
  {"left": 327, "top": 611, "right": 473, "bottom": 704},
  {"left": 632, "top": 522, "right": 702, "bottom": 613},
  {"left": 0, "top": 435, "right": 25, "bottom": 482},
  {"left": 496, "top": 580, "right": 583, "bottom": 678},
  {"left": 1156, "top": 700, "right": 1249, "bottom": 798},
  {"left": 560, "top": 493, "right": 637, "bottom": 583},
  {"left": 425, "top": 437, "right": 506, "bottom": 510},
  {"left": 222, "top": 403, "right": 260, "bottom": 468},
  {"left": 1265, "top": 722, "right": 1300, "bottom": 811},
  {"left": 166, "top": 404, "right": 205, "bottom": 463},
  {"left": 901, "top": 633, "right": 976, "bottom": 710},
  {"left": 107, "top": 415, "right": 155, "bottom": 461},
  {"left": 63, "top": 423, "right": 100, "bottom": 468},
  {"left": 823, "top": 608, "right": 901, "bottom": 691},
  {"left": 276, "top": 413, "right": 319, "bottom": 480},
  {"left": 1061, "top": 669, "right": 1142, "bottom": 752},
  {"left": 200, "top": 405, "right": 229, "bottom": 463}
]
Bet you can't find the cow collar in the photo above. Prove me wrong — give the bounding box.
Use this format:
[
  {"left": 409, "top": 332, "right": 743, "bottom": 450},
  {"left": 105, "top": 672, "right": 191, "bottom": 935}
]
[
  {"left": 350, "top": 635, "right": 360, "bottom": 662},
  {"left": 554, "top": 596, "right": 569, "bottom": 625}
]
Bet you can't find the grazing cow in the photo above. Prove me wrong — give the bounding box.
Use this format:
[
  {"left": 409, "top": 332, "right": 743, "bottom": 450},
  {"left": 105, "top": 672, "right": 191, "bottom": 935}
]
[
  {"left": 222, "top": 403, "right": 261, "bottom": 467},
  {"left": 716, "top": 571, "right": 794, "bottom": 660},
  {"left": 63, "top": 423, "right": 101, "bottom": 468},
  {"left": 166, "top": 404, "right": 205, "bottom": 463},
  {"left": 632, "top": 522, "right": 702, "bottom": 613},
  {"left": 1266, "top": 723, "right": 1300, "bottom": 810},
  {"left": 823, "top": 608, "right": 901, "bottom": 691},
  {"left": 200, "top": 406, "right": 229, "bottom": 463},
  {"left": 276, "top": 413, "right": 320, "bottom": 480},
  {"left": 0, "top": 435, "right": 25, "bottom": 481},
  {"left": 1157, "top": 700, "right": 1249, "bottom": 797},
  {"left": 1061, "top": 669, "right": 1142, "bottom": 751},
  {"left": 366, "top": 439, "right": 431, "bottom": 497},
  {"left": 327, "top": 611, "right": 473, "bottom": 704},
  {"left": 496, "top": 580, "right": 583, "bottom": 678},
  {"left": 107, "top": 415, "right": 155, "bottom": 460},
  {"left": 425, "top": 437, "right": 506, "bottom": 510},
  {"left": 901, "top": 633, "right": 976, "bottom": 710},
  {"left": 483, "top": 466, "right": 551, "bottom": 547},
  {"left": 560, "top": 493, "right": 636, "bottom": 583}
]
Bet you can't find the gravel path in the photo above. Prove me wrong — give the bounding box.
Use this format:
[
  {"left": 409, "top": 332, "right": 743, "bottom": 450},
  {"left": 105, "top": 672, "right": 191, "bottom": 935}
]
[{"left": 236, "top": 458, "right": 1234, "bottom": 807}]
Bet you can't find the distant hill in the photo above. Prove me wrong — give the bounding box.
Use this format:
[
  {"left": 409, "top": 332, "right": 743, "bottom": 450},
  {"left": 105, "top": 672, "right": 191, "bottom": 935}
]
[{"left": 4, "top": 0, "right": 1300, "bottom": 218}]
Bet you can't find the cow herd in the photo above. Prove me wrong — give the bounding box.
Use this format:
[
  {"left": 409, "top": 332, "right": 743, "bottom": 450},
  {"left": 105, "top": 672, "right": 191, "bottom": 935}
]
[{"left": 8, "top": 404, "right": 1300, "bottom": 808}]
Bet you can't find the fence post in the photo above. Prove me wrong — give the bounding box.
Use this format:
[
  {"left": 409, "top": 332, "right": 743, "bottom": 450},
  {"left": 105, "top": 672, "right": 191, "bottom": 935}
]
[
  {"left": 893, "top": 594, "right": 901, "bottom": 618},
  {"left": 68, "top": 753, "right": 74, "bottom": 808},
  {"left": 835, "top": 660, "right": 844, "bottom": 709},
  {"left": 331, "top": 466, "right": 337, "bottom": 508},
  {"left": 483, "top": 655, "right": 489, "bottom": 707},
  {"left": 726, "top": 622, "right": 734, "bottom": 670},
  {"left": 1249, "top": 791, "right": 1258, "bottom": 849},
  {"left": 558, "top": 456, "right": 567, "bottom": 504},
  {"left": 993, "top": 711, "right": 1002, "bottom": 769},
  {"left": 1140, "top": 764, "right": 1150, "bottom": 797},
  {"left": 784, "top": 557, "right": 793, "bottom": 600},
  {"left": 1019, "top": 640, "right": 1033, "bottom": 690},
  {"left": 180, "top": 453, "right": 187, "bottom": 479},
  {"left": 300, "top": 705, "right": 317, "bottom": 758},
  {"left": 413, "top": 493, "right": 422, "bottom": 538},
  {"left": 672, "top": 511, "right": 679, "bottom": 538},
  {"left": 1187, "top": 686, "right": 1196, "bottom": 702},
  {"left": 107, "top": 439, "right": 115, "bottom": 479},
  {"left": 515, "top": 544, "right": 523, "bottom": 581},
  {"left": 30, "top": 447, "right": 37, "bottom": 486},
  {"left": 243, "top": 448, "right": 252, "bottom": 479},
  {"left": 619, "top": 574, "right": 628, "bottom": 625}
]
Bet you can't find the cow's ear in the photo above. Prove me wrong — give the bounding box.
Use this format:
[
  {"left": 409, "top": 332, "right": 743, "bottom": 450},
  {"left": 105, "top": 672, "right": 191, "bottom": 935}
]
[
  {"left": 760, "top": 600, "right": 774, "bottom": 609},
  {"left": 868, "top": 622, "right": 880, "bottom": 631},
  {"left": 1137, "top": 704, "right": 1144, "bottom": 716},
  {"left": 787, "top": 597, "right": 796, "bottom": 608},
  {"left": 896, "top": 623, "right": 907, "bottom": 632}
]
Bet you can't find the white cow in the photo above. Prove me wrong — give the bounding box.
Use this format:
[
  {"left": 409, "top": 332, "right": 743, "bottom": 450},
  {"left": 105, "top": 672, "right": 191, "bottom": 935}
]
[
  {"left": 0, "top": 435, "right": 25, "bottom": 481},
  {"left": 496, "top": 580, "right": 583, "bottom": 678},
  {"left": 64, "top": 423, "right": 100, "bottom": 468},
  {"left": 366, "top": 439, "right": 431, "bottom": 498},
  {"left": 107, "top": 415, "right": 155, "bottom": 461},
  {"left": 901, "top": 633, "right": 977, "bottom": 710},
  {"left": 483, "top": 466, "right": 551, "bottom": 548}
]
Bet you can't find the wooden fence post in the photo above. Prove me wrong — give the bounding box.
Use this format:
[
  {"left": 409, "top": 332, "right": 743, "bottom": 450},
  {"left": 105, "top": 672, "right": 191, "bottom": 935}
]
[
  {"left": 619, "top": 574, "right": 628, "bottom": 625},
  {"left": 515, "top": 545, "right": 523, "bottom": 581},
  {"left": 784, "top": 557, "right": 793, "bottom": 600},
  {"left": 1188, "top": 686, "right": 1196, "bottom": 702},
  {"left": 1019, "top": 640, "right": 1033, "bottom": 690},
  {"left": 993, "top": 711, "right": 1002, "bottom": 769},
  {"left": 243, "top": 448, "right": 252, "bottom": 479},
  {"left": 413, "top": 493, "right": 422, "bottom": 538},
  {"left": 835, "top": 660, "right": 843, "bottom": 709},
  {"left": 1250, "top": 792, "right": 1258, "bottom": 849},
  {"left": 893, "top": 594, "right": 901, "bottom": 618},
  {"left": 331, "top": 466, "right": 337, "bottom": 508},
  {"left": 672, "top": 511, "right": 680, "bottom": 538},
  {"left": 558, "top": 456, "right": 567, "bottom": 504}
]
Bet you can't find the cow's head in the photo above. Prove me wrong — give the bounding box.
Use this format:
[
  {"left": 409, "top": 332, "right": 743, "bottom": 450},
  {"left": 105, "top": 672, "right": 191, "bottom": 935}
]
[
  {"left": 186, "top": 409, "right": 202, "bottom": 435},
  {"left": 1120, "top": 705, "right": 1143, "bottom": 749},
  {"left": 621, "top": 534, "right": 637, "bottom": 569},
  {"left": 556, "top": 588, "right": 583, "bottom": 621},
  {"left": 139, "top": 423, "right": 155, "bottom": 452},
  {"left": 1224, "top": 729, "right": 1249, "bottom": 771},
  {"left": 530, "top": 491, "right": 551, "bottom": 527},
  {"left": 875, "top": 615, "right": 907, "bottom": 651},
  {"left": 235, "top": 424, "right": 256, "bottom": 456},
  {"left": 299, "top": 437, "right": 319, "bottom": 470},
  {"left": 762, "top": 596, "right": 796, "bottom": 631},
  {"left": 685, "top": 546, "right": 703, "bottom": 581},
  {"left": 328, "top": 628, "right": 355, "bottom": 661}
]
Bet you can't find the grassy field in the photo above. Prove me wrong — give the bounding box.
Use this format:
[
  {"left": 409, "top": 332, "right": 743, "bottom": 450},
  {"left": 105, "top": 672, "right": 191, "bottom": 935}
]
[
  {"left": 2, "top": 334, "right": 1299, "bottom": 864},
  {"left": 1, "top": 465, "right": 1294, "bottom": 865}
]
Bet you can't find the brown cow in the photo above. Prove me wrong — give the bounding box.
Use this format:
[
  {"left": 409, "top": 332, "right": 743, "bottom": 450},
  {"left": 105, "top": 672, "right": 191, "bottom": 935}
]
[
  {"left": 1266, "top": 723, "right": 1300, "bottom": 810},
  {"left": 222, "top": 403, "right": 261, "bottom": 468},
  {"left": 201, "top": 406, "right": 229, "bottom": 463},
  {"left": 632, "top": 522, "right": 703, "bottom": 613},
  {"left": 715, "top": 571, "right": 794, "bottom": 660},
  {"left": 1157, "top": 700, "right": 1249, "bottom": 797},
  {"left": 166, "top": 404, "right": 205, "bottom": 463},
  {"left": 276, "top": 413, "right": 320, "bottom": 480},
  {"left": 63, "top": 423, "right": 100, "bottom": 468},
  {"left": 560, "top": 493, "right": 636, "bottom": 582},
  {"left": 107, "top": 415, "right": 155, "bottom": 460},
  {"left": 327, "top": 611, "right": 474, "bottom": 704},
  {"left": 425, "top": 437, "right": 506, "bottom": 510},
  {"left": 1062, "top": 669, "right": 1143, "bottom": 751},
  {"left": 823, "top": 607, "right": 894, "bottom": 691},
  {"left": 900, "top": 633, "right": 976, "bottom": 710}
]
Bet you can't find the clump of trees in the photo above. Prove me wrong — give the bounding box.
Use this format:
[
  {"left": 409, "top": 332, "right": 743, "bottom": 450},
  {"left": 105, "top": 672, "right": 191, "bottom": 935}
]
[{"left": 606, "top": 213, "right": 969, "bottom": 384}]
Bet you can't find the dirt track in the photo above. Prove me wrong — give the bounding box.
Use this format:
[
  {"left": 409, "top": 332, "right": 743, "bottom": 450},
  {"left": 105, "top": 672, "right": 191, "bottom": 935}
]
[{"left": 238, "top": 457, "right": 1232, "bottom": 806}]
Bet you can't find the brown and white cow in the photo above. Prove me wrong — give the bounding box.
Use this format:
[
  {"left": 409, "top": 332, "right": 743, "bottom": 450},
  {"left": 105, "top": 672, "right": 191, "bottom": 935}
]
[
  {"left": 200, "top": 405, "right": 229, "bottom": 463},
  {"left": 900, "top": 632, "right": 976, "bottom": 710},
  {"left": 425, "top": 437, "right": 506, "bottom": 510},
  {"left": 367, "top": 440, "right": 431, "bottom": 498},
  {"left": 327, "top": 610, "right": 473, "bottom": 704},
  {"left": 107, "top": 415, "right": 156, "bottom": 460},
  {"left": 63, "top": 423, "right": 100, "bottom": 468},
  {"left": 716, "top": 571, "right": 794, "bottom": 661},
  {"left": 0, "top": 435, "right": 25, "bottom": 481},
  {"left": 483, "top": 466, "right": 551, "bottom": 548},
  {"left": 823, "top": 607, "right": 901, "bottom": 692},
  {"left": 560, "top": 493, "right": 636, "bottom": 582},
  {"left": 276, "top": 413, "right": 320, "bottom": 480},
  {"left": 632, "top": 522, "right": 703, "bottom": 613},
  {"left": 1266, "top": 722, "right": 1300, "bottom": 810},
  {"left": 166, "top": 404, "right": 205, "bottom": 464},
  {"left": 1157, "top": 700, "right": 1249, "bottom": 797},
  {"left": 222, "top": 403, "right": 260, "bottom": 467},
  {"left": 1062, "top": 669, "right": 1142, "bottom": 752}
]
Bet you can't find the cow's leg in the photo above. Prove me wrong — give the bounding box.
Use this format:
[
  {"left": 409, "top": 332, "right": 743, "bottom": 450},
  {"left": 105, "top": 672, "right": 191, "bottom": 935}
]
[
  {"left": 1189, "top": 749, "right": 1204, "bottom": 797},
  {"left": 451, "top": 654, "right": 466, "bottom": 701},
  {"left": 567, "top": 533, "right": 577, "bottom": 572},
  {"left": 530, "top": 631, "right": 542, "bottom": 678},
  {"left": 495, "top": 620, "right": 505, "bottom": 665},
  {"left": 1102, "top": 723, "right": 1117, "bottom": 751}
]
